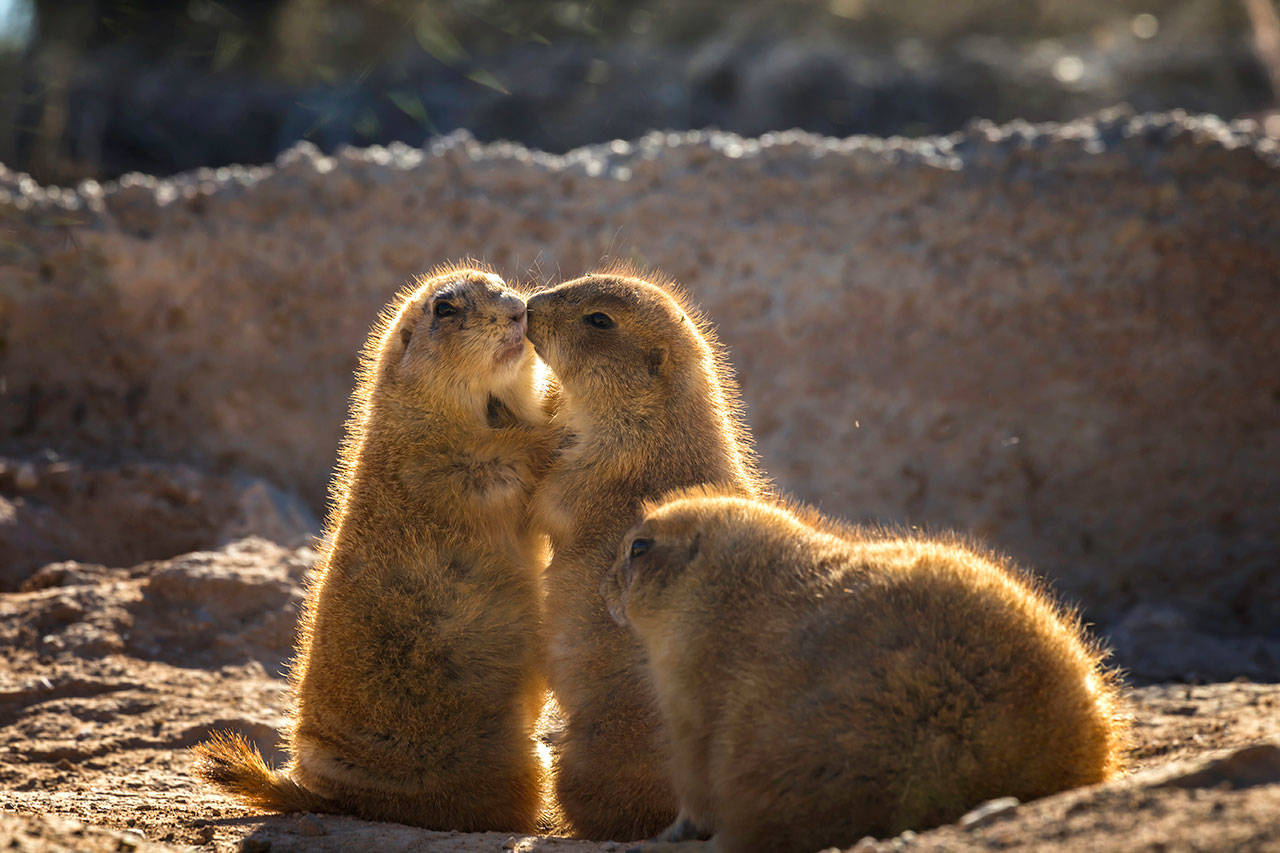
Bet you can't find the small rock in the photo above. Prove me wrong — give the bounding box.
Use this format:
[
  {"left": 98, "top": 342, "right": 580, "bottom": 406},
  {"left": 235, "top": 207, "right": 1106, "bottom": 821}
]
[
  {"left": 296, "top": 814, "right": 326, "bottom": 836},
  {"left": 959, "top": 796, "right": 1020, "bottom": 830},
  {"left": 195, "top": 824, "right": 215, "bottom": 844}
]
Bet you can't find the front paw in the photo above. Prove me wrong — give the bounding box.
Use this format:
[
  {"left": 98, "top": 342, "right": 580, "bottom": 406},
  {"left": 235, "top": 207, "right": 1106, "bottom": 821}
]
[
  {"left": 625, "top": 813, "right": 715, "bottom": 851},
  {"left": 654, "top": 813, "right": 712, "bottom": 843}
]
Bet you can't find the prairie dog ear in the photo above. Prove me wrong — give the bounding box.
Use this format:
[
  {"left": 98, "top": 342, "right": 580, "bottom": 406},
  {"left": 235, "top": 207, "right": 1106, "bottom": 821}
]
[
  {"left": 646, "top": 346, "right": 668, "bottom": 377},
  {"left": 400, "top": 326, "right": 413, "bottom": 348}
]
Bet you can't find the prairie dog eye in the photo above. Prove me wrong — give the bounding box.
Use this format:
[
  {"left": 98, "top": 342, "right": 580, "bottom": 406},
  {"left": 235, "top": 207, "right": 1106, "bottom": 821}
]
[
  {"left": 584, "top": 312, "right": 615, "bottom": 329},
  {"left": 629, "top": 538, "right": 653, "bottom": 559},
  {"left": 434, "top": 301, "right": 458, "bottom": 318}
]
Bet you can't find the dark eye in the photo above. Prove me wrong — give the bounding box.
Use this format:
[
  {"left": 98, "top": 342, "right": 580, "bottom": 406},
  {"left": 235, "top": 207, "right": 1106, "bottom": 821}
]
[
  {"left": 629, "top": 538, "right": 653, "bottom": 559},
  {"left": 434, "top": 301, "right": 458, "bottom": 318},
  {"left": 584, "top": 312, "right": 615, "bottom": 329}
]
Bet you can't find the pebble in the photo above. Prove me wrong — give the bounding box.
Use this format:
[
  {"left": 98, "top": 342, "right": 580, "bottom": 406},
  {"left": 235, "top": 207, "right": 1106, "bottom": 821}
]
[
  {"left": 959, "top": 796, "right": 1020, "bottom": 830},
  {"left": 297, "top": 814, "right": 327, "bottom": 836}
]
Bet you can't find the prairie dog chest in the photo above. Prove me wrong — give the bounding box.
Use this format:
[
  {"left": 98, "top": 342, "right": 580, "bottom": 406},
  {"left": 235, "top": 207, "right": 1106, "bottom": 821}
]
[
  {"left": 532, "top": 476, "right": 577, "bottom": 546},
  {"left": 466, "top": 452, "right": 534, "bottom": 505},
  {"left": 530, "top": 436, "right": 592, "bottom": 545}
]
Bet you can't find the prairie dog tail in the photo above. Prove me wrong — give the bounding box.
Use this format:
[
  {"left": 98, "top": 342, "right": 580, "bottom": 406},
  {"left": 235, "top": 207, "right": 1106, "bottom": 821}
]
[
  {"left": 534, "top": 697, "right": 567, "bottom": 836},
  {"left": 192, "top": 731, "right": 332, "bottom": 814}
]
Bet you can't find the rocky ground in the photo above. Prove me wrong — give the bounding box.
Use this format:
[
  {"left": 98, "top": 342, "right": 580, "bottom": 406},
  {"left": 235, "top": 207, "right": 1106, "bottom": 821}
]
[{"left": 0, "top": 540, "right": 1276, "bottom": 851}]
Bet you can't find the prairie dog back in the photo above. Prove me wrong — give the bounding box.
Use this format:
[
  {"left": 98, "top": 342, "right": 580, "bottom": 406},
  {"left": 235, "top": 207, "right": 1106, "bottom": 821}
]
[{"left": 605, "top": 492, "right": 1127, "bottom": 853}]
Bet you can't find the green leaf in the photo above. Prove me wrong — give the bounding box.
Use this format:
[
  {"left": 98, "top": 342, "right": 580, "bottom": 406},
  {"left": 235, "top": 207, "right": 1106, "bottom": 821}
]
[{"left": 465, "top": 69, "right": 510, "bottom": 95}]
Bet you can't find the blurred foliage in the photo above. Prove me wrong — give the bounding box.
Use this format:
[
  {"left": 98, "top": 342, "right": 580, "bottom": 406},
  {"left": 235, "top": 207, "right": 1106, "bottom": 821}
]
[
  {"left": 0, "top": 0, "right": 1274, "bottom": 184},
  {"left": 6, "top": 0, "right": 1261, "bottom": 81}
]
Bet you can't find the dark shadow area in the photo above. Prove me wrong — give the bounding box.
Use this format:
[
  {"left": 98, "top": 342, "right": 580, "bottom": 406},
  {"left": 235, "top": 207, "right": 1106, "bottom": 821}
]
[{"left": 1, "top": 0, "right": 1278, "bottom": 184}]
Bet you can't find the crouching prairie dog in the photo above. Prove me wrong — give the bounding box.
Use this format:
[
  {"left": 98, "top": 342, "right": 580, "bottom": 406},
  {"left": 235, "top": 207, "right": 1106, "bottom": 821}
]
[
  {"left": 525, "top": 268, "right": 768, "bottom": 840},
  {"left": 603, "top": 491, "right": 1128, "bottom": 853},
  {"left": 193, "top": 264, "right": 557, "bottom": 831}
]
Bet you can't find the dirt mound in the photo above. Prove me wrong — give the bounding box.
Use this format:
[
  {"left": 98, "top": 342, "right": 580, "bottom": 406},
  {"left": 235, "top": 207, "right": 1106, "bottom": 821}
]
[
  {"left": 0, "top": 455, "right": 317, "bottom": 590},
  {"left": 853, "top": 741, "right": 1280, "bottom": 852}
]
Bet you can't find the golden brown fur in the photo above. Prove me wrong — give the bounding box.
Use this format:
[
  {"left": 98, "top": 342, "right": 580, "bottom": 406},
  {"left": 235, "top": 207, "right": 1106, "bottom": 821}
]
[
  {"left": 525, "top": 268, "right": 767, "bottom": 840},
  {"left": 603, "top": 490, "right": 1128, "bottom": 853},
  {"left": 193, "top": 264, "right": 557, "bottom": 831}
]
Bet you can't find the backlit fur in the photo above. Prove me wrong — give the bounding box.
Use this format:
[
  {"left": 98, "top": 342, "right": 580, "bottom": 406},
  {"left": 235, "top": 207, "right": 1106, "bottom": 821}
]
[
  {"left": 525, "top": 267, "right": 768, "bottom": 841},
  {"left": 603, "top": 489, "right": 1129, "bottom": 853},
  {"left": 193, "top": 263, "right": 558, "bottom": 831}
]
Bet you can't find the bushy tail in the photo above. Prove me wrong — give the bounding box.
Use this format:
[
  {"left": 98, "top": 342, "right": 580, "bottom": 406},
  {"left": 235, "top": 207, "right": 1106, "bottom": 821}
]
[
  {"left": 191, "top": 731, "right": 332, "bottom": 814},
  {"left": 537, "top": 792, "right": 572, "bottom": 837}
]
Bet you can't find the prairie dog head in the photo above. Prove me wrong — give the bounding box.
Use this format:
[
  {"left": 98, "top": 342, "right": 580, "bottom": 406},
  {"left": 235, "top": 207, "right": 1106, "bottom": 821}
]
[
  {"left": 602, "top": 493, "right": 810, "bottom": 630},
  {"left": 372, "top": 266, "right": 533, "bottom": 407},
  {"left": 525, "top": 272, "right": 713, "bottom": 417}
]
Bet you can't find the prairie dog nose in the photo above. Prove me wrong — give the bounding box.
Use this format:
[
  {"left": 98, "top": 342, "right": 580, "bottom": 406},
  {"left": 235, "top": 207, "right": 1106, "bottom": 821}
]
[{"left": 507, "top": 302, "right": 527, "bottom": 333}]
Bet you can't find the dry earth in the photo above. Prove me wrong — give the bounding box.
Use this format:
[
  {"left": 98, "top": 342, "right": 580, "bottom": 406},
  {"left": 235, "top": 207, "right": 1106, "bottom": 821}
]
[
  {"left": 2, "top": 113, "right": 1279, "bottom": 849},
  {"left": 0, "top": 540, "right": 1277, "bottom": 852}
]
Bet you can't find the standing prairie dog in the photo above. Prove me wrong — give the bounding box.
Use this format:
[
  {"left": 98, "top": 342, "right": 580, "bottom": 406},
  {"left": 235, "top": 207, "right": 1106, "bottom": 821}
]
[
  {"left": 603, "top": 490, "right": 1128, "bottom": 853},
  {"left": 193, "top": 264, "right": 557, "bottom": 831},
  {"left": 525, "top": 269, "right": 767, "bottom": 840}
]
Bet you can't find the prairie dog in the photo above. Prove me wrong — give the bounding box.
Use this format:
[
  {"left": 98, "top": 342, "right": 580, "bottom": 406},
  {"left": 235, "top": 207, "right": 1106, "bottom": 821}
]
[
  {"left": 604, "top": 490, "right": 1127, "bottom": 853},
  {"left": 525, "top": 268, "right": 766, "bottom": 840},
  {"left": 194, "top": 264, "right": 556, "bottom": 831}
]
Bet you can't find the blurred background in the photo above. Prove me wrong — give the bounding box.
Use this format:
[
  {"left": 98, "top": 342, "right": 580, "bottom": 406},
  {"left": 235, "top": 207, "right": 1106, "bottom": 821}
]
[{"left": 3, "top": 0, "right": 1280, "bottom": 185}]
